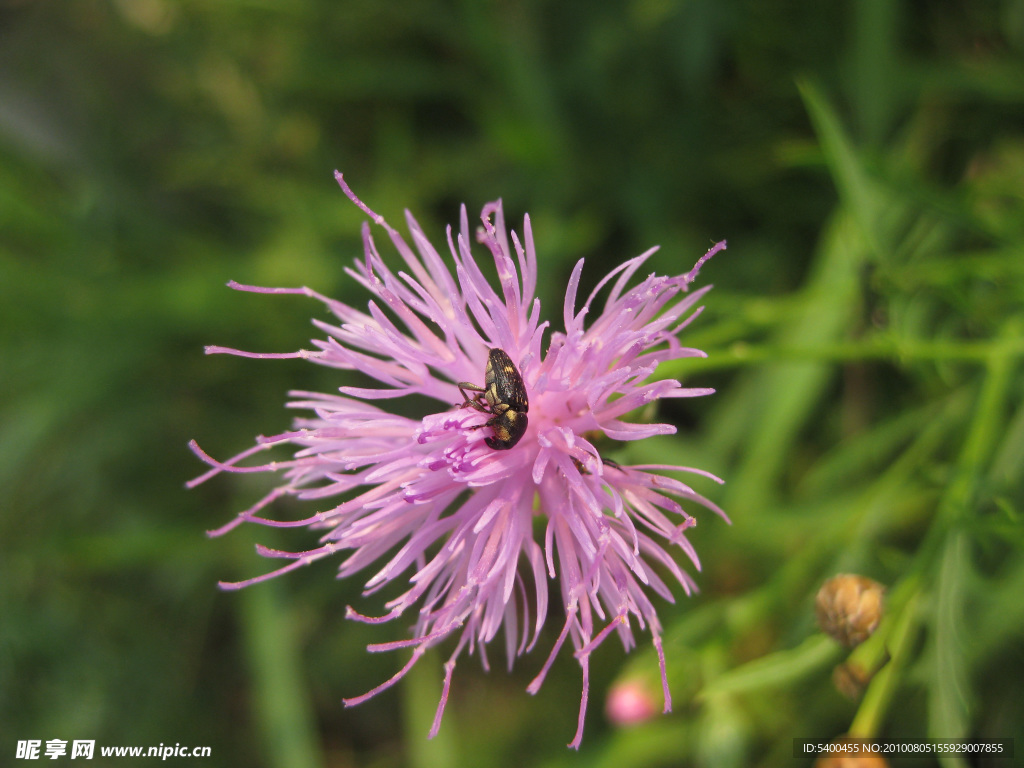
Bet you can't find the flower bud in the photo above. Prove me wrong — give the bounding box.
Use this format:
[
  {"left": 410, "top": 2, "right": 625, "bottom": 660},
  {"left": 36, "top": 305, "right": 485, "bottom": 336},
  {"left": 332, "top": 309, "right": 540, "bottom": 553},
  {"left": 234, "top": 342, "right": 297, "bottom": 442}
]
[
  {"left": 815, "top": 574, "right": 885, "bottom": 647},
  {"left": 832, "top": 661, "right": 872, "bottom": 700},
  {"left": 813, "top": 740, "right": 890, "bottom": 768}
]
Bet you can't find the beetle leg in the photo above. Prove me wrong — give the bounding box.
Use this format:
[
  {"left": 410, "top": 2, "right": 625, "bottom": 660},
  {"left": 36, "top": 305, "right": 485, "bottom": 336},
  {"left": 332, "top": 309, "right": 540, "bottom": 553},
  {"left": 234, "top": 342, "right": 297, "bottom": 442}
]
[{"left": 457, "top": 381, "right": 489, "bottom": 409}]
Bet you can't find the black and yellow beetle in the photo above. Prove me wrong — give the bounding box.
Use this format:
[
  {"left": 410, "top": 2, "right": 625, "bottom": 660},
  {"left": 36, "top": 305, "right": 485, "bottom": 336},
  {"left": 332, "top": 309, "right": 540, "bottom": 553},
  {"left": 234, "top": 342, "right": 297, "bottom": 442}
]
[{"left": 457, "top": 348, "right": 529, "bottom": 450}]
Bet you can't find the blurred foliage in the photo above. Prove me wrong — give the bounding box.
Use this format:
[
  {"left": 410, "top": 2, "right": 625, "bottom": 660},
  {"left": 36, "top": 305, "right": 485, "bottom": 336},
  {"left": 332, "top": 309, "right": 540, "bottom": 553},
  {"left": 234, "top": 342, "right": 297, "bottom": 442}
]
[{"left": 1, "top": 0, "right": 1022, "bottom": 766}]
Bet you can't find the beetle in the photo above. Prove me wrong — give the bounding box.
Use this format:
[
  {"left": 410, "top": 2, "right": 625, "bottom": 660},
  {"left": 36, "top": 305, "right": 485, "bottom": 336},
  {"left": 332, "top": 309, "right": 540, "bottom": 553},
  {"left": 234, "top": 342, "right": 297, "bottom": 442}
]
[{"left": 457, "top": 348, "right": 529, "bottom": 450}]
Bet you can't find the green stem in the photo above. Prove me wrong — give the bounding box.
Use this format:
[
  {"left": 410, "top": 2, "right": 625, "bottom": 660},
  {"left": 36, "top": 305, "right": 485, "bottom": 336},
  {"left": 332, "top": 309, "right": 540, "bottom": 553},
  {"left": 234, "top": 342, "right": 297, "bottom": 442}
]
[
  {"left": 674, "top": 336, "right": 1024, "bottom": 374},
  {"left": 849, "top": 583, "right": 922, "bottom": 737}
]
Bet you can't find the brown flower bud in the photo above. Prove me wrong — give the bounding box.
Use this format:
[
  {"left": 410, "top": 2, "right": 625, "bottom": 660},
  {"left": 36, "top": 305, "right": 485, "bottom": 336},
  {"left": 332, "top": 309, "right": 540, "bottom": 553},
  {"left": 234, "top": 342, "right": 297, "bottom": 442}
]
[
  {"left": 813, "top": 742, "right": 890, "bottom": 768},
  {"left": 832, "top": 661, "right": 872, "bottom": 700},
  {"left": 815, "top": 574, "right": 885, "bottom": 647}
]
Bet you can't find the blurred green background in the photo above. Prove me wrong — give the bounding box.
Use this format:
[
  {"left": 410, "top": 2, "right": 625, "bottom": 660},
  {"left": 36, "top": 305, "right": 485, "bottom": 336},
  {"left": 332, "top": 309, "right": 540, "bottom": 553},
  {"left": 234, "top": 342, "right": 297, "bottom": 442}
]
[{"left": 2, "top": 0, "right": 1022, "bottom": 766}]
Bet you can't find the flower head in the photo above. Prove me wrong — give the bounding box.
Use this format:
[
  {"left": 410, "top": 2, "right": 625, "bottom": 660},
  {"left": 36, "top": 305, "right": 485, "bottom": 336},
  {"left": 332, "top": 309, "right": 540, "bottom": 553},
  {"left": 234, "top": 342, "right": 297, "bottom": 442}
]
[{"left": 189, "top": 172, "right": 727, "bottom": 748}]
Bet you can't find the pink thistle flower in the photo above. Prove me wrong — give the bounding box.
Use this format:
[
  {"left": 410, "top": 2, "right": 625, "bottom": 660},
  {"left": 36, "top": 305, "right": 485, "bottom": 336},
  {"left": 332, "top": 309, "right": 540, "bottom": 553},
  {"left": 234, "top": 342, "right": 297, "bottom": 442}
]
[{"left": 189, "top": 172, "right": 727, "bottom": 748}]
